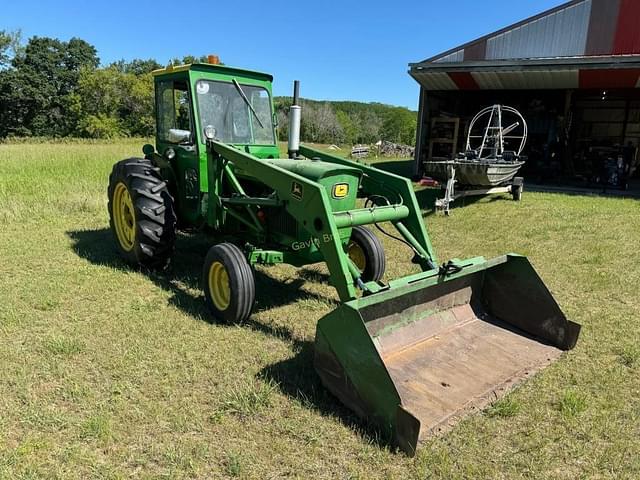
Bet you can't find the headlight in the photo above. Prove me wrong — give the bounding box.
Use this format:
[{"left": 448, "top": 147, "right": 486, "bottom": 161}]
[{"left": 204, "top": 125, "right": 216, "bottom": 140}]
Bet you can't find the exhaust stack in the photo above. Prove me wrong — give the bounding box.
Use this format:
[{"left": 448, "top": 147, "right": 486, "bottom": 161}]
[{"left": 288, "top": 80, "right": 301, "bottom": 158}]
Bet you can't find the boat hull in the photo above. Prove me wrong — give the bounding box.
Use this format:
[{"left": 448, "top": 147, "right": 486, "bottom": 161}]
[{"left": 425, "top": 160, "right": 525, "bottom": 187}]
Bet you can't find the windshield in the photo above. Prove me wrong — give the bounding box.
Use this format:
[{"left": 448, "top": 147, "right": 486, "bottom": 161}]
[{"left": 195, "top": 80, "right": 275, "bottom": 145}]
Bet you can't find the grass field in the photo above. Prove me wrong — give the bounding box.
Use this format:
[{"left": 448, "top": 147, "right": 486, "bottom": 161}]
[{"left": 1, "top": 140, "right": 639, "bottom": 479}]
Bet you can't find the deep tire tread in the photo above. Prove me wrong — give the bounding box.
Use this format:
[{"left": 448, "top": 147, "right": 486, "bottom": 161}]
[{"left": 107, "top": 157, "right": 176, "bottom": 269}]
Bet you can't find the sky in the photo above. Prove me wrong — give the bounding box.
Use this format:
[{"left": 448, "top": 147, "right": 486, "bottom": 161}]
[{"left": 2, "top": 0, "right": 566, "bottom": 109}]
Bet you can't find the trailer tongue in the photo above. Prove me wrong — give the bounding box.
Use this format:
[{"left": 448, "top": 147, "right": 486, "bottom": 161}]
[{"left": 315, "top": 255, "right": 580, "bottom": 455}]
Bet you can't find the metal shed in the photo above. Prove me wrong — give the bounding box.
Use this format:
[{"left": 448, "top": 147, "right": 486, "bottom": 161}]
[{"left": 410, "top": 0, "right": 640, "bottom": 189}]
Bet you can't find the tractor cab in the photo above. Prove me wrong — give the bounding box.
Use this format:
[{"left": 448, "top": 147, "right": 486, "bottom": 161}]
[
  {"left": 150, "top": 61, "right": 280, "bottom": 223},
  {"left": 152, "top": 60, "right": 278, "bottom": 155}
]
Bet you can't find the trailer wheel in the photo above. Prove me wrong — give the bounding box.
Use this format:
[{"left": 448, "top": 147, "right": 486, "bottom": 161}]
[
  {"left": 347, "top": 226, "right": 386, "bottom": 282},
  {"left": 108, "top": 158, "right": 176, "bottom": 269},
  {"left": 512, "top": 184, "right": 523, "bottom": 201},
  {"left": 203, "top": 243, "right": 255, "bottom": 324}
]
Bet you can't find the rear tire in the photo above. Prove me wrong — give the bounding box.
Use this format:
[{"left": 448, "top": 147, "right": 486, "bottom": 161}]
[
  {"left": 108, "top": 158, "right": 176, "bottom": 269},
  {"left": 203, "top": 243, "right": 255, "bottom": 324},
  {"left": 347, "top": 226, "right": 385, "bottom": 282}
]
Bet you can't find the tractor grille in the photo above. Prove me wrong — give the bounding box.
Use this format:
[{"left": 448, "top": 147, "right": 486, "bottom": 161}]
[{"left": 267, "top": 209, "right": 298, "bottom": 238}]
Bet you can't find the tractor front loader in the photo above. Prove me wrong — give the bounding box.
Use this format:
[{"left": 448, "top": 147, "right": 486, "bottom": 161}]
[{"left": 107, "top": 59, "right": 580, "bottom": 455}]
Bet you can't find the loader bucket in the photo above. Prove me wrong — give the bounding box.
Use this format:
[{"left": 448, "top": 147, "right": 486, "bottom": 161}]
[{"left": 314, "top": 254, "right": 580, "bottom": 456}]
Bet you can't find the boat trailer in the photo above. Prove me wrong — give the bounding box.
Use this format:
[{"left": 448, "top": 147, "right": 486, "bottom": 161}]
[
  {"left": 436, "top": 162, "right": 523, "bottom": 215},
  {"left": 427, "top": 105, "right": 528, "bottom": 215}
]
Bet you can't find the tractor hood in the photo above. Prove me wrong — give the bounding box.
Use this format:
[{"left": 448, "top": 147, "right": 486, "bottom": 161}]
[{"left": 267, "top": 158, "right": 363, "bottom": 182}]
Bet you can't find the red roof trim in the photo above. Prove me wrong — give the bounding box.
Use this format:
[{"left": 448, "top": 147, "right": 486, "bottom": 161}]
[
  {"left": 613, "top": 0, "right": 640, "bottom": 55},
  {"left": 447, "top": 72, "right": 479, "bottom": 90},
  {"left": 579, "top": 68, "right": 640, "bottom": 89}
]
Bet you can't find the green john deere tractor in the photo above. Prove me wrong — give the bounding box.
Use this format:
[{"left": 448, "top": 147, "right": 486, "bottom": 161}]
[{"left": 107, "top": 58, "right": 581, "bottom": 455}]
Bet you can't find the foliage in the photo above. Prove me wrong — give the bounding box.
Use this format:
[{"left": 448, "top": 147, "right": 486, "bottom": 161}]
[
  {"left": 109, "top": 58, "right": 162, "bottom": 75},
  {"left": 0, "top": 29, "right": 22, "bottom": 68},
  {"left": 71, "top": 66, "right": 155, "bottom": 138},
  {"left": 276, "top": 96, "right": 416, "bottom": 146},
  {"left": 0, "top": 32, "right": 415, "bottom": 143},
  {"left": 0, "top": 33, "right": 188, "bottom": 139},
  {"left": 0, "top": 34, "right": 98, "bottom": 137}
]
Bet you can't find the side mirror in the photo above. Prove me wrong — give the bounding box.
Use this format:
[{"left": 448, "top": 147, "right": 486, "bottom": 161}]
[{"left": 167, "top": 128, "right": 192, "bottom": 144}]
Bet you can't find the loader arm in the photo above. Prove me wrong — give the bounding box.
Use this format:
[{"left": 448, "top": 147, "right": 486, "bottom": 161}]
[
  {"left": 299, "top": 145, "right": 437, "bottom": 269},
  {"left": 210, "top": 141, "right": 360, "bottom": 301}
]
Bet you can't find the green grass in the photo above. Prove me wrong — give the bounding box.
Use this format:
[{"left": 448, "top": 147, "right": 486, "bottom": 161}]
[
  {"left": 486, "top": 397, "right": 521, "bottom": 419},
  {"left": 1, "top": 141, "right": 640, "bottom": 478},
  {"left": 557, "top": 390, "right": 588, "bottom": 419}
]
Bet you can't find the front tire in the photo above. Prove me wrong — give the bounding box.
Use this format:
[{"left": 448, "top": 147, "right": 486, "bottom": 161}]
[
  {"left": 108, "top": 158, "right": 176, "bottom": 269},
  {"left": 203, "top": 243, "right": 255, "bottom": 324},
  {"left": 347, "top": 226, "right": 386, "bottom": 282}
]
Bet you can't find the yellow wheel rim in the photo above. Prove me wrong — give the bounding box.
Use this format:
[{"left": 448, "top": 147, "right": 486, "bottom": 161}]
[
  {"left": 347, "top": 241, "right": 367, "bottom": 272},
  {"left": 113, "top": 182, "right": 136, "bottom": 252},
  {"left": 208, "top": 261, "right": 231, "bottom": 311}
]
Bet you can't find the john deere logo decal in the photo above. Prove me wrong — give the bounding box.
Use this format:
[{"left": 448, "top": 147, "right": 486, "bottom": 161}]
[
  {"left": 332, "top": 183, "right": 349, "bottom": 199},
  {"left": 291, "top": 181, "right": 304, "bottom": 200}
]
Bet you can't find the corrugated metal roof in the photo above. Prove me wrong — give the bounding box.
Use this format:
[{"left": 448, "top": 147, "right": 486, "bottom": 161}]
[
  {"left": 433, "top": 50, "right": 464, "bottom": 64},
  {"left": 586, "top": 0, "right": 621, "bottom": 55},
  {"left": 470, "top": 71, "right": 503, "bottom": 89},
  {"left": 613, "top": 0, "right": 640, "bottom": 54},
  {"left": 473, "top": 69, "right": 579, "bottom": 89},
  {"left": 485, "top": 0, "right": 591, "bottom": 60},
  {"left": 409, "top": 56, "right": 640, "bottom": 91},
  {"left": 411, "top": 72, "right": 458, "bottom": 90}
]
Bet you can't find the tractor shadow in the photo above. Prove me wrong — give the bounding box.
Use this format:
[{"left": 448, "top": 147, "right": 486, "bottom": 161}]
[
  {"left": 66, "top": 227, "right": 395, "bottom": 450},
  {"left": 297, "top": 267, "right": 331, "bottom": 284},
  {"left": 66, "top": 228, "right": 331, "bottom": 322},
  {"left": 257, "top": 341, "right": 395, "bottom": 451}
]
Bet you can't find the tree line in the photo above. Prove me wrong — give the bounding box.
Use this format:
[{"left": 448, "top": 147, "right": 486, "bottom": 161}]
[
  {"left": 0, "top": 30, "right": 417, "bottom": 145},
  {"left": 275, "top": 98, "right": 417, "bottom": 146}
]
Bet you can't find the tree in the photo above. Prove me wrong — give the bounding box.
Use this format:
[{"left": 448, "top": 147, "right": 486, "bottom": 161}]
[
  {"left": 169, "top": 55, "right": 210, "bottom": 66},
  {"left": 72, "top": 66, "right": 155, "bottom": 138},
  {"left": 0, "top": 36, "right": 98, "bottom": 137},
  {"left": 0, "top": 30, "right": 22, "bottom": 68},
  {"left": 301, "top": 101, "right": 344, "bottom": 144},
  {"left": 381, "top": 107, "right": 417, "bottom": 145},
  {"left": 358, "top": 110, "right": 383, "bottom": 144},
  {"left": 274, "top": 96, "right": 415, "bottom": 146},
  {"left": 336, "top": 110, "right": 359, "bottom": 145},
  {"left": 110, "top": 58, "right": 162, "bottom": 75}
]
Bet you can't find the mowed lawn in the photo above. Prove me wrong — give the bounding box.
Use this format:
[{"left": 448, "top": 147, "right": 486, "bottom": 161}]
[{"left": 0, "top": 141, "right": 639, "bottom": 479}]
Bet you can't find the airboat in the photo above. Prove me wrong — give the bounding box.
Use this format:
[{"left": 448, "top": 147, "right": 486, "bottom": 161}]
[{"left": 425, "top": 105, "right": 527, "bottom": 214}]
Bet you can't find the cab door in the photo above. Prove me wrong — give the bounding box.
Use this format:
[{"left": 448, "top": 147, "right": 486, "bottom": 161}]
[{"left": 155, "top": 79, "right": 201, "bottom": 226}]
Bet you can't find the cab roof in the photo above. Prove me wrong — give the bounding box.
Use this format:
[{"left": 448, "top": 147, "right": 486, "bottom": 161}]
[{"left": 151, "top": 62, "right": 273, "bottom": 82}]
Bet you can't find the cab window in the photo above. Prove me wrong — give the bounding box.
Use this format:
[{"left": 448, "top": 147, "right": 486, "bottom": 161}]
[
  {"left": 195, "top": 80, "right": 275, "bottom": 145},
  {"left": 156, "top": 80, "right": 193, "bottom": 144}
]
